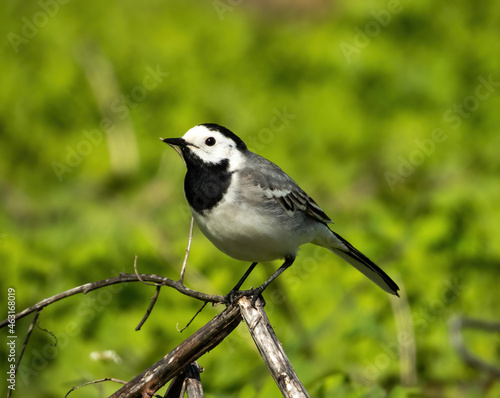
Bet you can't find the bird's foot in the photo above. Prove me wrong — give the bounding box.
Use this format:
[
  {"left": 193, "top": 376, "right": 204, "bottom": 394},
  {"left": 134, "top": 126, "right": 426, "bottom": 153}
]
[
  {"left": 224, "top": 289, "right": 244, "bottom": 306},
  {"left": 224, "top": 287, "right": 265, "bottom": 307}
]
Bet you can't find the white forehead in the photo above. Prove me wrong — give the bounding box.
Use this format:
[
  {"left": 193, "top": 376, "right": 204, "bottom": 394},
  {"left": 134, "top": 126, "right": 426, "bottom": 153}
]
[
  {"left": 181, "top": 124, "right": 244, "bottom": 169},
  {"left": 182, "top": 125, "right": 232, "bottom": 145},
  {"left": 183, "top": 124, "right": 211, "bottom": 140}
]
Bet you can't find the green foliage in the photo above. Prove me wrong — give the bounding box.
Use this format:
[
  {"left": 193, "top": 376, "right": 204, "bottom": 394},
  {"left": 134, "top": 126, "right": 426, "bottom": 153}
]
[{"left": 1, "top": 1, "right": 499, "bottom": 397}]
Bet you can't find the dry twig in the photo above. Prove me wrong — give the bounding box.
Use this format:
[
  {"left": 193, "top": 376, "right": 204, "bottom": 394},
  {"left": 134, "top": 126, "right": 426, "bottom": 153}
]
[
  {"left": 0, "top": 273, "right": 224, "bottom": 329},
  {"left": 110, "top": 304, "right": 242, "bottom": 397},
  {"left": 2, "top": 260, "right": 313, "bottom": 397},
  {"left": 7, "top": 310, "right": 42, "bottom": 398},
  {"left": 164, "top": 362, "right": 203, "bottom": 398},
  {"left": 238, "top": 296, "right": 309, "bottom": 397},
  {"left": 64, "top": 378, "right": 127, "bottom": 397},
  {"left": 177, "top": 302, "right": 208, "bottom": 333},
  {"left": 133, "top": 256, "right": 163, "bottom": 331},
  {"left": 136, "top": 285, "right": 162, "bottom": 331},
  {"left": 179, "top": 215, "right": 194, "bottom": 284},
  {"left": 449, "top": 316, "right": 500, "bottom": 377}
]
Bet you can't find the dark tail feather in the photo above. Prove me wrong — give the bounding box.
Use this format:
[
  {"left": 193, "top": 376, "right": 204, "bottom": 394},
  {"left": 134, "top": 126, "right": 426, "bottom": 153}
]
[{"left": 330, "top": 232, "right": 400, "bottom": 296}]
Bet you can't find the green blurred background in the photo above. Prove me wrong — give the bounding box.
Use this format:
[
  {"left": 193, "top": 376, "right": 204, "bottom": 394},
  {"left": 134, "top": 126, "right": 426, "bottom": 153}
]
[{"left": 2, "top": 0, "right": 500, "bottom": 397}]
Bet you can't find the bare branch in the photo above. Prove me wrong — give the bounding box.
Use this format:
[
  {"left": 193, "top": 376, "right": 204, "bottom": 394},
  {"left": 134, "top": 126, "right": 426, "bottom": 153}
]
[
  {"left": 177, "top": 302, "right": 208, "bottom": 333},
  {"left": 7, "top": 310, "right": 42, "bottom": 398},
  {"left": 163, "top": 373, "right": 184, "bottom": 398},
  {"left": 35, "top": 319, "right": 58, "bottom": 345},
  {"left": 64, "top": 378, "right": 127, "bottom": 398},
  {"left": 449, "top": 316, "right": 500, "bottom": 377},
  {"left": 238, "top": 296, "right": 310, "bottom": 398},
  {"left": 109, "top": 305, "right": 242, "bottom": 397},
  {"left": 4, "top": 262, "right": 313, "bottom": 397},
  {"left": 164, "top": 362, "right": 203, "bottom": 398},
  {"left": 454, "top": 317, "right": 500, "bottom": 332},
  {"left": 0, "top": 273, "right": 225, "bottom": 329},
  {"left": 134, "top": 256, "right": 160, "bottom": 287},
  {"left": 179, "top": 215, "right": 194, "bottom": 284},
  {"left": 180, "top": 362, "right": 204, "bottom": 398},
  {"left": 136, "top": 285, "right": 162, "bottom": 331}
]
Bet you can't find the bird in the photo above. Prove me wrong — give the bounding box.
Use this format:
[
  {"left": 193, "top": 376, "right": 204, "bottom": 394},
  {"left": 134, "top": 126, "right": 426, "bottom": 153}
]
[{"left": 161, "top": 123, "right": 399, "bottom": 301}]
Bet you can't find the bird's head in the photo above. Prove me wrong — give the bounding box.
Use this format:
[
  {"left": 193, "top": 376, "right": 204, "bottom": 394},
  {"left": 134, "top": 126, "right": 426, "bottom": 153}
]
[{"left": 162, "top": 123, "right": 247, "bottom": 170}]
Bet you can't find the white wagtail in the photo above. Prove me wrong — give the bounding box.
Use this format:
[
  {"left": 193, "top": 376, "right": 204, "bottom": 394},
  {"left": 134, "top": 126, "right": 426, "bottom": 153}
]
[{"left": 162, "top": 123, "right": 399, "bottom": 300}]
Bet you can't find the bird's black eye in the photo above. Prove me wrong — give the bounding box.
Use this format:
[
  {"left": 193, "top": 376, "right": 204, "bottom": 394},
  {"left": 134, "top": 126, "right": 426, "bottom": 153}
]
[{"left": 205, "top": 137, "right": 216, "bottom": 146}]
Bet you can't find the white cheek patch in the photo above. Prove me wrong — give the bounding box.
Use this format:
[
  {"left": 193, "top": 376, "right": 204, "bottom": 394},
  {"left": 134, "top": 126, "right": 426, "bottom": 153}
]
[
  {"left": 188, "top": 146, "right": 217, "bottom": 164},
  {"left": 182, "top": 126, "right": 245, "bottom": 168},
  {"left": 198, "top": 148, "right": 227, "bottom": 164}
]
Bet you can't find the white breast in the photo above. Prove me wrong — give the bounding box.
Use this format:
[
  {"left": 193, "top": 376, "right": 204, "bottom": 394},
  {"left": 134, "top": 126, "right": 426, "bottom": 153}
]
[{"left": 191, "top": 173, "right": 323, "bottom": 262}]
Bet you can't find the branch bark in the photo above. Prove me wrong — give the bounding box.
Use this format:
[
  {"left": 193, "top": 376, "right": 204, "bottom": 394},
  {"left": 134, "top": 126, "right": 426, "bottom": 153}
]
[
  {"left": 181, "top": 362, "right": 204, "bottom": 398},
  {"left": 3, "top": 272, "right": 312, "bottom": 397},
  {"left": 109, "top": 305, "right": 242, "bottom": 398},
  {"left": 164, "top": 362, "right": 203, "bottom": 398},
  {"left": 0, "top": 273, "right": 224, "bottom": 329},
  {"left": 238, "top": 297, "right": 309, "bottom": 398}
]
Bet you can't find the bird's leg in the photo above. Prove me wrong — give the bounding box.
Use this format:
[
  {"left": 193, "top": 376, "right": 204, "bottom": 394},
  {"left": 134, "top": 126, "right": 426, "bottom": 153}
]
[
  {"left": 225, "top": 257, "right": 296, "bottom": 306},
  {"left": 251, "top": 257, "right": 295, "bottom": 298},
  {"left": 248, "top": 256, "right": 295, "bottom": 306},
  {"left": 232, "top": 262, "right": 259, "bottom": 291},
  {"left": 224, "top": 262, "right": 258, "bottom": 305}
]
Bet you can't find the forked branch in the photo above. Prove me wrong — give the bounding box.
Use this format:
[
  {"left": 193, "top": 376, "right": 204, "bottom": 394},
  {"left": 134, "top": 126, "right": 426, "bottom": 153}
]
[
  {"left": 109, "top": 305, "right": 242, "bottom": 398},
  {"left": 0, "top": 273, "right": 224, "bottom": 329},
  {"left": 2, "top": 273, "right": 309, "bottom": 397}
]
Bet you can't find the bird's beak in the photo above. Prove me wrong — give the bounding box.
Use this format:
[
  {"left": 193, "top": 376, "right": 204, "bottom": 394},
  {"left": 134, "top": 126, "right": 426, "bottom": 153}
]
[
  {"left": 161, "top": 137, "right": 187, "bottom": 147},
  {"left": 160, "top": 137, "right": 187, "bottom": 162}
]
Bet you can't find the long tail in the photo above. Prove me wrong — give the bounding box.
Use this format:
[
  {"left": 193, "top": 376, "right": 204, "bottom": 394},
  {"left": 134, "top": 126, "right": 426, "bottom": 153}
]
[{"left": 323, "top": 230, "right": 400, "bottom": 296}]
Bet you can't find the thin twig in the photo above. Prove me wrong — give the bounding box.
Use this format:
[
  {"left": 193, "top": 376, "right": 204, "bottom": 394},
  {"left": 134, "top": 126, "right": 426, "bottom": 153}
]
[
  {"left": 134, "top": 255, "right": 160, "bottom": 287},
  {"left": 179, "top": 215, "right": 194, "bottom": 284},
  {"left": 177, "top": 302, "right": 208, "bottom": 333},
  {"left": 64, "top": 377, "right": 127, "bottom": 397},
  {"left": 0, "top": 273, "right": 225, "bottom": 329},
  {"left": 35, "top": 319, "right": 58, "bottom": 345},
  {"left": 7, "top": 310, "right": 42, "bottom": 398},
  {"left": 449, "top": 316, "right": 500, "bottom": 377},
  {"left": 135, "top": 285, "right": 162, "bottom": 331},
  {"left": 133, "top": 255, "right": 163, "bottom": 331}
]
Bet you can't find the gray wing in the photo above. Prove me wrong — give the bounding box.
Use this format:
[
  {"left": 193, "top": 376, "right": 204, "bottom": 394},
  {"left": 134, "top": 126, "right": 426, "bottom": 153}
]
[{"left": 240, "top": 152, "right": 333, "bottom": 225}]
